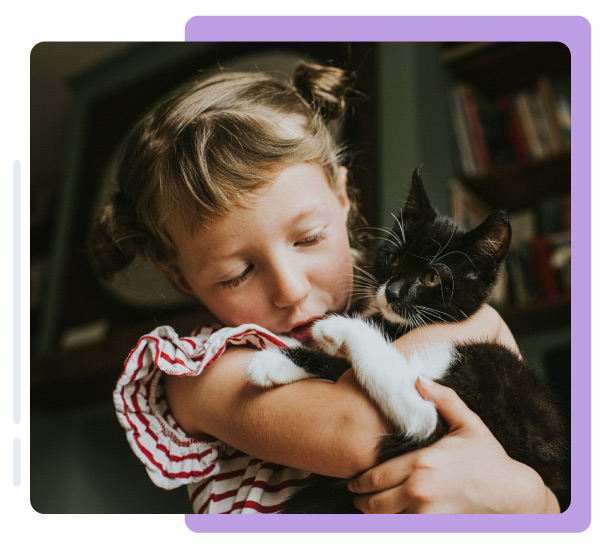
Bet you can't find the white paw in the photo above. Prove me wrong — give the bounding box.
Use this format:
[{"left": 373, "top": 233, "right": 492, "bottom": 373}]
[
  {"left": 311, "top": 316, "right": 356, "bottom": 356},
  {"left": 246, "top": 349, "right": 311, "bottom": 387},
  {"left": 400, "top": 399, "right": 439, "bottom": 440}
]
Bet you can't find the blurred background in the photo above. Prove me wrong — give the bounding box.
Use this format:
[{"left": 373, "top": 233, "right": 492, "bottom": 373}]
[{"left": 30, "top": 41, "right": 571, "bottom": 513}]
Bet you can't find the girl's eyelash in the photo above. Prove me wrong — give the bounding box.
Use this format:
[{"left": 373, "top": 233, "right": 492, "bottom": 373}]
[
  {"left": 220, "top": 265, "right": 253, "bottom": 289},
  {"left": 298, "top": 230, "right": 326, "bottom": 246}
]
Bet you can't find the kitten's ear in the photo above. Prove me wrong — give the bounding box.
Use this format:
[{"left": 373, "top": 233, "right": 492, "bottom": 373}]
[
  {"left": 402, "top": 167, "right": 435, "bottom": 221},
  {"left": 464, "top": 212, "right": 512, "bottom": 268}
]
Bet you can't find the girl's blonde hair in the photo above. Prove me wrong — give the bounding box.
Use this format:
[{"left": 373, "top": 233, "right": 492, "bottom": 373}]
[{"left": 91, "top": 61, "right": 364, "bottom": 277}]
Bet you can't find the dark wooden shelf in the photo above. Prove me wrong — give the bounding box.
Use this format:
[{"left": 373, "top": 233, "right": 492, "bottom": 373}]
[
  {"left": 498, "top": 294, "right": 571, "bottom": 336},
  {"left": 462, "top": 150, "right": 571, "bottom": 210}
]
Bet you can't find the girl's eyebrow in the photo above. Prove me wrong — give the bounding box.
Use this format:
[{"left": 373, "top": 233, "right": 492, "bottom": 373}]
[{"left": 290, "top": 204, "right": 326, "bottom": 225}]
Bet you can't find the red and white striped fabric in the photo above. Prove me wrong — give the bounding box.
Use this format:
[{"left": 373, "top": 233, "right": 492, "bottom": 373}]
[{"left": 113, "top": 323, "right": 313, "bottom": 513}]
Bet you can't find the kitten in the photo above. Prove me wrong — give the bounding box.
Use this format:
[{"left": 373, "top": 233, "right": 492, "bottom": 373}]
[{"left": 246, "top": 168, "right": 567, "bottom": 513}]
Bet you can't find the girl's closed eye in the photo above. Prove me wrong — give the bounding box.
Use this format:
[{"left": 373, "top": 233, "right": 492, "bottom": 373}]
[
  {"left": 220, "top": 264, "right": 254, "bottom": 289},
  {"left": 296, "top": 228, "right": 327, "bottom": 247}
]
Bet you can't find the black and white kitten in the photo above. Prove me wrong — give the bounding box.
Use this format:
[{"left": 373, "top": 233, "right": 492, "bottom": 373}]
[{"left": 246, "top": 168, "right": 567, "bottom": 514}]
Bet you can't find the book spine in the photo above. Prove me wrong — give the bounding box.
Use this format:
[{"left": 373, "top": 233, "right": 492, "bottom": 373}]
[
  {"left": 460, "top": 84, "right": 491, "bottom": 172},
  {"left": 513, "top": 91, "right": 544, "bottom": 159},
  {"left": 538, "top": 74, "right": 569, "bottom": 152},
  {"left": 529, "top": 235, "right": 561, "bottom": 298},
  {"left": 447, "top": 86, "right": 478, "bottom": 176}
]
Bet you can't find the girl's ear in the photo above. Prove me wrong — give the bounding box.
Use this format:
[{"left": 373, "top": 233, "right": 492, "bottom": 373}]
[
  {"left": 335, "top": 166, "right": 351, "bottom": 221},
  {"left": 156, "top": 262, "right": 193, "bottom": 294}
]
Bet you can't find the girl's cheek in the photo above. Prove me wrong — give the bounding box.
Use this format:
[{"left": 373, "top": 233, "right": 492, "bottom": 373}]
[{"left": 211, "top": 289, "right": 270, "bottom": 328}]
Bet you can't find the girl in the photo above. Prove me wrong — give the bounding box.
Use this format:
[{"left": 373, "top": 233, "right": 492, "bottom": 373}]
[{"left": 93, "top": 62, "right": 560, "bottom": 514}]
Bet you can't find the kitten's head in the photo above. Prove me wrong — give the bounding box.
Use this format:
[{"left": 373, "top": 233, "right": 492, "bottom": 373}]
[{"left": 369, "top": 168, "right": 511, "bottom": 328}]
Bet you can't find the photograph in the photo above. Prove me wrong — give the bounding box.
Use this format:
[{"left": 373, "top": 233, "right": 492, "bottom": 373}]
[{"left": 30, "top": 38, "right": 573, "bottom": 520}]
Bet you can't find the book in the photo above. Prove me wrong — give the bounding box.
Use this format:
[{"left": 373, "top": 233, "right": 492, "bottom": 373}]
[
  {"left": 538, "top": 74, "right": 570, "bottom": 152},
  {"left": 529, "top": 235, "right": 561, "bottom": 298},
  {"left": 551, "top": 77, "right": 572, "bottom": 144},
  {"left": 477, "top": 93, "right": 514, "bottom": 167},
  {"left": 527, "top": 89, "right": 558, "bottom": 156},
  {"left": 459, "top": 84, "right": 491, "bottom": 172},
  {"left": 513, "top": 91, "right": 545, "bottom": 159},
  {"left": 497, "top": 94, "right": 529, "bottom": 164},
  {"left": 447, "top": 86, "right": 478, "bottom": 176}
]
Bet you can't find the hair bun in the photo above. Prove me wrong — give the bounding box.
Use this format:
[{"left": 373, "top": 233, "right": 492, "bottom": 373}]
[
  {"left": 89, "top": 191, "right": 141, "bottom": 279},
  {"left": 293, "top": 62, "right": 354, "bottom": 122}
]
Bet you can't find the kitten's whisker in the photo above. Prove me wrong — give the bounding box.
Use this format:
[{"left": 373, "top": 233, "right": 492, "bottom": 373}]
[
  {"left": 437, "top": 249, "right": 477, "bottom": 270},
  {"left": 432, "top": 227, "right": 456, "bottom": 265},
  {"left": 350, "top": 280, "right": 378, "bottom": 291},
  {"left": 414, "top": 313, "right": 435, "bottom": 341},
  {"left": 429, "top": 266, "right": 446, "bottom": 306},
  {"left": 429, "top": 236, "right": 443, "bottom": 263},
  {"left": 432, "top": 262, "right": 455, "bottom": 305},
  {"left": 350, "top": 280, "right": 379, "bottom": 292},
  {"left": 348, "top": 274, "right": 375, "bottom": 283},
  {"left": 358, "top": 225, "right": 404, "bottom": 250},
  {"left": 408, "top": 251, "right": 434, "bottom": 262},
  {"left": 417, "top": 313, "right": 442, "bottom": 339},
  {"left": 376, "top": 226, "right": 405, "bottom": 249},
  {"left": 391, "top": 211, "right": 407, "bottom": 244},
  {"left": 375, "top": 236, "right": 404, "bottom": 251},
  {"left": 349, "top": 264, "right": 379, "bottom": 283},
  {"left": 416, "top": 305, "right": 458, "bottom": 323}
]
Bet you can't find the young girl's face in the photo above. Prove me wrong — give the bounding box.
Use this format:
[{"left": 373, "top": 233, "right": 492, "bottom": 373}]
[{"left": 165, "top": 163, "right": 355, "bottom": 341}]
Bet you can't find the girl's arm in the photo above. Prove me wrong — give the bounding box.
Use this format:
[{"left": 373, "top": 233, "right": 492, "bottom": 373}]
[{"left": 164, "top": 345, "right": 391, "bottom": 479}]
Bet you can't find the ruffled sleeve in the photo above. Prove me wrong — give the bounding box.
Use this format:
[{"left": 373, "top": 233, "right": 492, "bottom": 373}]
[{"left": 113, "top": 323, "right": 291, "bottom": 490}]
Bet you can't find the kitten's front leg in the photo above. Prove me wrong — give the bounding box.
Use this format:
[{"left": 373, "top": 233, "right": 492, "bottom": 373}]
[
  {"left": 246, "top": 348, "right": 312, "bottom": 387},
  {"left": 312, "top": 316, "right": 449, "bottom": 440},
  {"left": 246, "top": 346, "right": 351, "bottom": 388}
]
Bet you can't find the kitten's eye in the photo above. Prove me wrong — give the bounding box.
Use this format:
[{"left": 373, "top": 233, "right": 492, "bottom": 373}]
[
  {"left": 422, "top": 272, "right": 440, "bottom": 287},
  {"left": 386, "top": 252, "right": 400, "bottom": 268}
]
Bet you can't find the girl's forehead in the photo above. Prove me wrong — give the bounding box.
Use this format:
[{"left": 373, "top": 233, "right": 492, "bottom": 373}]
[{"left": 168, "top": 163, "right": 339, "bottom": 247}]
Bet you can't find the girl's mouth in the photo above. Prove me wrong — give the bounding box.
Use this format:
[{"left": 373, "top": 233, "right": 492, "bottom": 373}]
[{"left": 288, "top": 318, "right": 322, "bottom": 342}]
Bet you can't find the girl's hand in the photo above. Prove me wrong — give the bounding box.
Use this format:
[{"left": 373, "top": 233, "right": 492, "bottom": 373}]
[{"left": 347, "top": 376, "right": 560, "bottom": 514}]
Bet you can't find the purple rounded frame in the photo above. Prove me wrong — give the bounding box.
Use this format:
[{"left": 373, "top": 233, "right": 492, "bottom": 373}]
[{"left": 183, "top": 15, "right": 590, "bottom": 533}]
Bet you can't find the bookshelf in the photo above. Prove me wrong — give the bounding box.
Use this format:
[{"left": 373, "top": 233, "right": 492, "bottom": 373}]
[{"left": 442, "top": 42, "right": 571, "bottom": 335}]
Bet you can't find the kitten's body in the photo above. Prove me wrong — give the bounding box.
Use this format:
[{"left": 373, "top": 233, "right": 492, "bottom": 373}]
[{"left": 246, "top": 169, "right": 567, "bottom": 513}]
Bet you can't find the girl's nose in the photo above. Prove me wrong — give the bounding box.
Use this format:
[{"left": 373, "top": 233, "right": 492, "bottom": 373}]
[{"left": 270, "top": 261, "right": 311, "bottom": 309}]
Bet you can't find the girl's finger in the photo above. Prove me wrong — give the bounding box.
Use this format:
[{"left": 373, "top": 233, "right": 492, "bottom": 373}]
[
  {"left": 415, "top": 375, "right": 483, "bottom": 431},
  {"left": 352, "top": 486, "right": 407, "bottom": 514},
  {"left": 348, "top": 453, "right": 413, "bottom": 494}
]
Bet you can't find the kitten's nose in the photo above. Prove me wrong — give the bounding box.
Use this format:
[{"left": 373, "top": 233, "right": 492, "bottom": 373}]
[{"left": 385, "top": 280, "right": 404, "bottom": 302}]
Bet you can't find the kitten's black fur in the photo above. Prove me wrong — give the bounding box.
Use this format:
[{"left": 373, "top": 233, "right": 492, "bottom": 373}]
[{"left": 277, "top": 169, "right": 567, "bottom": 513}]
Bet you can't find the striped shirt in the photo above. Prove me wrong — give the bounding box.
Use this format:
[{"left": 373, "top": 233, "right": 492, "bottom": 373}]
[{"left": 113, "top": 323, "right": 313, "bottom": 514}]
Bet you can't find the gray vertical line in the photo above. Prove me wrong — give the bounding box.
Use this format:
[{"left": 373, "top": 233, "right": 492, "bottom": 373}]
[
  {"left": 13, "top": 438, "right": 21, "bottom": 486},
  {"left": 13, "top": 161, "right": 20, "bottom": 424}
]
